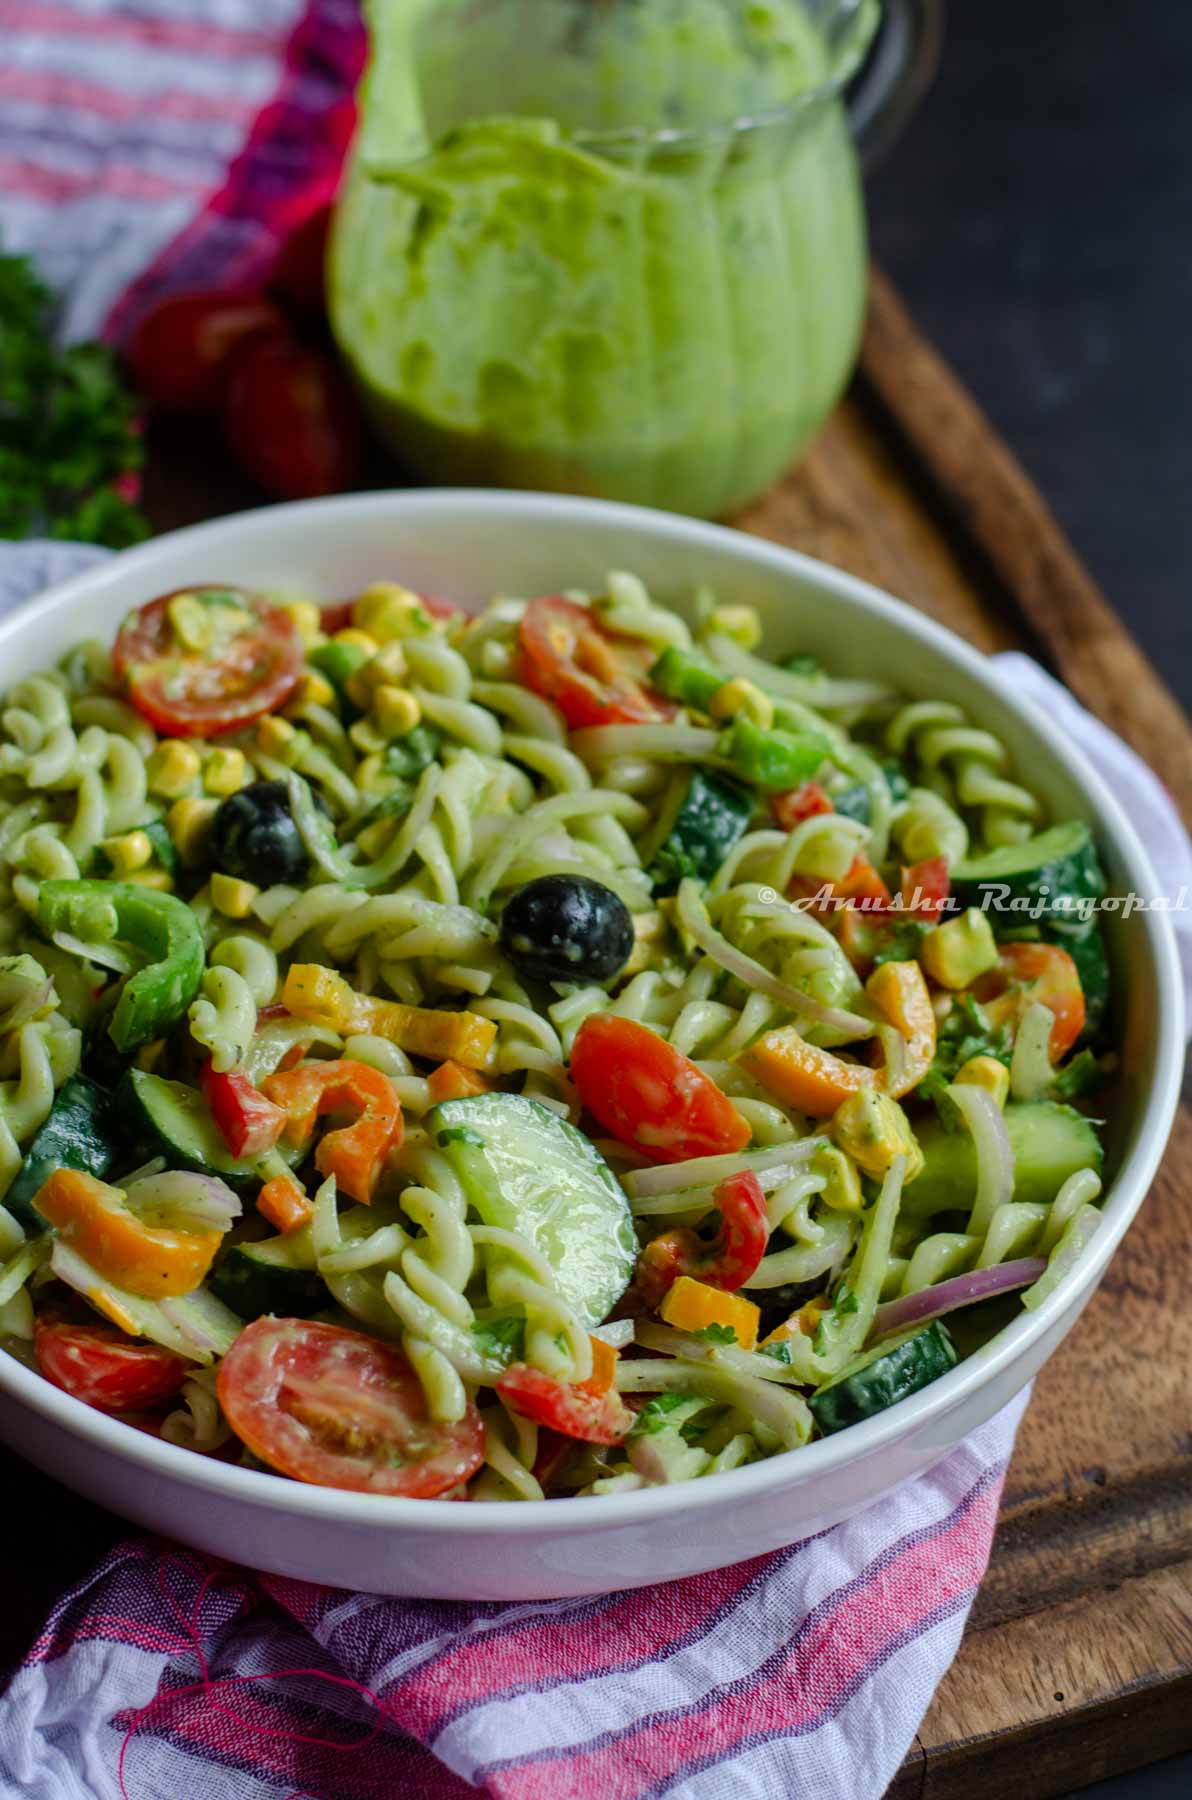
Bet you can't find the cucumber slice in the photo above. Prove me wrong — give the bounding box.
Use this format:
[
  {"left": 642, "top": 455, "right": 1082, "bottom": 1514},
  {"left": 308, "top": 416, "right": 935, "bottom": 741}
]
[
  {"left": 810, "top": 1320, "right": 958, "bottom": 1434},
  {"left": 430, "top": 1093, "right": 636, "bottom": 1327},
  {"left": 647, "top": 770, "right": 754, "bottom": 892},
  {"left": 4, "top": 1075, "right": 115, "bottom": 1231},
  {"left": 118, "top": 1068, "right": 255, "bottom": 1182},
  {"left": 905, "top": 1100, "right": 1103, "bottom": 1218},
  {"left": 952, "top": 820, "right": 1105, "bottom": 914},
  {"left": 209, "top": 1236, "right": 327, "bottom": 1320}
]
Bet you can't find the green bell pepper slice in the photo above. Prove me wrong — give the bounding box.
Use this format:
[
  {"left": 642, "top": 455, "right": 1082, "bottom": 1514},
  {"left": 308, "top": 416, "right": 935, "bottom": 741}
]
[
  {"left": 649, "top": 647, "right": 725, "bottom": 712},
  {"left": 38, "top": 879, "right": 206, "bottom": 1051},
  {"left": 723, "top": 717, "right": 833, "bottom": 791}
]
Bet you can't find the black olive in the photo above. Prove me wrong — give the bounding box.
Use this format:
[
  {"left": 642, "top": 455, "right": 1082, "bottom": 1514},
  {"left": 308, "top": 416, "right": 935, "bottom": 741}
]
[
  {"left": 210, "top": 780, "right": 320, "bottom": 886},
  {"left": 500, "top": 875, "right": 635, "bottom": 985}
]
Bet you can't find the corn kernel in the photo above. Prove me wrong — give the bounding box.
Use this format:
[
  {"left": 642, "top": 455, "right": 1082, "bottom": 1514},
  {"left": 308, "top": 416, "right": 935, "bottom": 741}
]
[
  {"left": 349, "top": 717, "right": 387, "bottom": 755},
  {"left": 285, "top": 670, "right": 338, "bottom": 716},
  {"left": 373, "top": 685, "right": 422, "bottom": 738},
  {"left": 146, "top": 740, "right": 202, "bottom": 800},
  {"left": 353, "top": 582, "right": 431, "bottom": 642},
  {"left": 211, "top": 872, "right": 259, "bottom": 919},
  {"left": 203, "top": 746, "right": 248, "bottom": 796},
  {"left": 166, "top": 796, "right": 218, "bottom": 867},
  {"left": 708, "top": 677, "right": 774, "bottom": 729},
  {"left": 333, "top": 628, "right": 378, "bottom": 658},
  {"left": 707, "top": 604, "right": 762, "bottom": 652},
  {"left": 955, "top": 1054, "right": 1011, "bottom": 1109},
  {"left": 280, "top": 599, "right": 324, "bottom": 645},
  {"left": 344, "top": 640, "right": 409, "bottom": 711},
  {"left": 256, "top": 716, "right": 298, "bottom": 758},
  {"left": 100, "top": 830, "right": 152, "bottom": 875},
  {"left": 125, "top": 867, "right": 174, "bottom": 892}
]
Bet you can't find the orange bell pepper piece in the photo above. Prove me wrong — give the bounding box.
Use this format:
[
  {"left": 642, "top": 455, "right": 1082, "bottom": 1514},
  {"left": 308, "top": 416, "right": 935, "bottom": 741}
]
[
  {"left": 426, "top": 1060, "right": 494, "bottom": 1106},
  {"left": 257, "top": 1173, "right": 315, "bottom": 1235},
  {"left": 576, "top": 1335, "right": 619, "bottom": 1398},
  {"left": 262, "top": 1058, "right": 403, "bottom": 1203},
  {"left": 737, "top": 1029, "right": 877, "bottom": 1117},
  {"left": 33, "top": 1168, "right": 221, "bottom": 1298},
  {"left": 866, "top": 959, "right": 936, "bottom": 1096}
]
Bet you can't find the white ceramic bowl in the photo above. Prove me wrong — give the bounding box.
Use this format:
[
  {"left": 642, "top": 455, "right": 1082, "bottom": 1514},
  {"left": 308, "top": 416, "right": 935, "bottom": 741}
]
[{"left": 0, "top": 492, "right": 1181, "bottom": 1600}]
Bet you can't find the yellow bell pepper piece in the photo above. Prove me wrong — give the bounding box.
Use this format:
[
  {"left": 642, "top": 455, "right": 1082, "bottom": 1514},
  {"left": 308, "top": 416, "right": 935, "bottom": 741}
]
[
  {"left": 866, "top": 959, "right": 936, "bottom": 1097},
  {"left": 737, "top": 1028, "right": 876, "bottom": 1118},
  {"left": 283, "top": 964, "right": 497, "bottom": 1069},
  {"left": 660, "top": 1275, "right": 760, "bottom": 1351},
  {"left": 33, "top": 1168, "right": 221, "bottom": 1298}
]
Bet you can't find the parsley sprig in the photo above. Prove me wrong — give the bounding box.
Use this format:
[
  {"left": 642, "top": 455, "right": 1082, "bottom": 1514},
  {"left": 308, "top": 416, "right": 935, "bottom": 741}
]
[{"left": 0, "top": 251, "right": 149, "bottom": 547}]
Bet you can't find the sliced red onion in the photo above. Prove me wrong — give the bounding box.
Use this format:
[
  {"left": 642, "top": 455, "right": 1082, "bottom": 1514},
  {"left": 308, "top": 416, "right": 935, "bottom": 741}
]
[
  {"left": 124, "top": 1172, "right": 241, "bottom": 1234},
  {"left": 624, "top": 1136, "right": 826, "bottom": 1199},
  {"left": 948, "top": 1082, "right": 1015, "bottom": 1237},
  {"left": 676, "top": 879, "right": 876, "bottom": 1040},
  {"left": 869, "top": 1257, "right": 1046, "bottom": 1342}
]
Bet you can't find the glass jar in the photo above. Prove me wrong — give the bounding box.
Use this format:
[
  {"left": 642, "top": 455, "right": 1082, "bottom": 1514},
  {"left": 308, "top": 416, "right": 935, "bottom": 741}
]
[{"left": 330, "top": 0, "right": 932, "bottom": 518}]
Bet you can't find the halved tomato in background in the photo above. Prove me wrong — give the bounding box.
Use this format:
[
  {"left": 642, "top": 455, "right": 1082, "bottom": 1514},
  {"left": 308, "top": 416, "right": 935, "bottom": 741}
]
[
  {"left": 518, "top": 596, "right": 674, "bottom": 729},
  {"left": 974, "top": 941, "right": 1085, "bottom": 1059},
  {"left": 217, "top": 1317, "right": 485, "bottom": 1497},
  {"left": 34, "top": 1320, "right": 190, "bottom": 1414},
  {"left": 113, "top": 586, "right": 304, "bottom": 737}
]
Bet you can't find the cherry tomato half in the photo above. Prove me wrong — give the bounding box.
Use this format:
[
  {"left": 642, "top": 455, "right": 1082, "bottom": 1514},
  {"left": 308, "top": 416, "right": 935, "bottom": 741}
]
[
  {"left": 974, "top": 942, "right": 1086, "bottom": 1059},
  {"left": 518, "top": 597, "right": 674, "bottom": 730},
  {"left": 34, "top": 1320, "right": 189, "bottom": 1413},
  {"left": 220, "top": 334, "right": 364, "bottom": 500},
  {"left": 113, "top": 586, "right": 304, "bottom": 737},
  {"left": 627, "top": 1168, "right": 769, "bottom": 1314},
  {"left": 496, "top": 1363, "right": 634, "bottom": 1445},
  {"left": 570, "top": 1013, "right": 750, "bottom": 1163},
  {"left": 125, "top": 292, "right": 288, "bottom": 414},
  {"left": 271, "top": 204, "right": 332, "bottom": 313},
  {"left": 217, "top": 1318, "right": 485, "bottom": 1496}
]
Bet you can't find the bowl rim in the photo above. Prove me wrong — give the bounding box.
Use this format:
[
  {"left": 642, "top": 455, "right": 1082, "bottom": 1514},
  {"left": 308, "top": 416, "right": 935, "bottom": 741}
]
[{"left": 0, "top": 487, "right": 1183, "bottom": 1536}]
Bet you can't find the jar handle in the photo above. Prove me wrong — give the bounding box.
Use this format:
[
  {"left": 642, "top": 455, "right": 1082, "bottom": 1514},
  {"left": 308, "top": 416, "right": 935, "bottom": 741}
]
[{"left": 846, "top": 0, "right": 944, "bottom": 169}]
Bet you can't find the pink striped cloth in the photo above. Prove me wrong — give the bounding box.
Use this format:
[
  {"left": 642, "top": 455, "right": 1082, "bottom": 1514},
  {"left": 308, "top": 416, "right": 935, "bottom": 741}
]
[{"left": 0, "top": 1395, "right": 1028, "bottom": 1800}]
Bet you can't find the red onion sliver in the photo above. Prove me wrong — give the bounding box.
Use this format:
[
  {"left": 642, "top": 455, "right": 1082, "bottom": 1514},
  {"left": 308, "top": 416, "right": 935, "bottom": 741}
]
[{"left": 869, "top": 1256, "right": 1047, "bottom": 1343}]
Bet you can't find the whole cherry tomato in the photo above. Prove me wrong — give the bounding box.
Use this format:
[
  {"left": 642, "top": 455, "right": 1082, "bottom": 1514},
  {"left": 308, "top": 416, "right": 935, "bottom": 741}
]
[
  {"left": 220, "top": 334, "right": 365, "bottom": 500},
  {"left": 126, "top": 292, "right": 287, "bottom": 413}
]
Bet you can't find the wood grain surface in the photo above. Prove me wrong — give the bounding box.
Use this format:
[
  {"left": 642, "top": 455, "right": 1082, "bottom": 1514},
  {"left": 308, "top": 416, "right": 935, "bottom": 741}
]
[{"left": 2, "top": 274, "right": 1189, "bottom": 1798}]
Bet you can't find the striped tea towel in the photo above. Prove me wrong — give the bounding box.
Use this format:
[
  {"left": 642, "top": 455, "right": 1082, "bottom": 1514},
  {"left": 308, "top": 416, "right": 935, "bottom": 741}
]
[{"left": 0, "top": 1392, "right": 1028, "bottom": 1800}]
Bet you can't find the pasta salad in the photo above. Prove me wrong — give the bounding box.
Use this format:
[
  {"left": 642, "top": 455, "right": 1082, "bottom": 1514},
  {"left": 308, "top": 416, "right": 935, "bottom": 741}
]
[{"left": 0, "top": 574, "right": 1111, "bottom": 1500}]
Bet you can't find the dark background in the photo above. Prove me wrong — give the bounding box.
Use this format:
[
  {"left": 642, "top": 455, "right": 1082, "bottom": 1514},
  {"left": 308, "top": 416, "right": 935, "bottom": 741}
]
[
  {"left": 871, "top": 5, "right": 1192, "bottom": 1794},
  {"left": 868, "top": 0, "right": 1192, "bottom": 719}
]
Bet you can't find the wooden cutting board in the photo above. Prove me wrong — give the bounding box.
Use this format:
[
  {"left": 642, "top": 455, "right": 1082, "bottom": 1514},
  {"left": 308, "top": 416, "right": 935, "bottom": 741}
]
[{"left": 2, "top": 272, "right": 1190, "bottom": 1796}]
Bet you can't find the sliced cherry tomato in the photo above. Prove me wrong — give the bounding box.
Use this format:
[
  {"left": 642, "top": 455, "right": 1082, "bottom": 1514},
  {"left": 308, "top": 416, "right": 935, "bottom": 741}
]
[
  {"left": 125, "top": 291, "right": 287, "bottom": 413},
  {"left": 496, "top": 1363, "right": 634, "bottom": 1445},
  {"left": 262, "top": 1058, "right": 403, "bottom": 1203},
  {"left": 900, "top": 856, "right": 951, "bottom": 919},
  {"left": 220, "top": 333, "right": 364, "bottom": 500},
  {"left": 113, "top": 586, "right": 304, "bottom": 737},
  {"left": 35, "top": 1320, "right": 189, "bottom": 1413},
  {"left": 518, "top": 597, "right": 674, "bottom": 730},
  {"left": 271, "top": 204, "right": 332, "bottom": 313},
  {"left": 218, "top": 1317, "right": 485, "bottom": 1496},
  {"left": 624, "top": 1169, "right": 769, "bottom": 1313},
  {"left": 974, "top": 942, "right": 1085, "bottom": 1059},
  {"left": 771, "top": 781, "right": 834, "bottom": 831},
  {"left": 570, "top": 1013, "right": 749, "bottom": 1163},
  {"left": 201, "top": 1061, "right": 286, "bottom": 1159},
  {"left": 318, "top": 599, "right": 356, "bottom": 635}
]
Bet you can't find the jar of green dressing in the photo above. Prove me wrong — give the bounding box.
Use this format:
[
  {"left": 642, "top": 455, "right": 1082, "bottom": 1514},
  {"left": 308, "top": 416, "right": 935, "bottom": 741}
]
[{"left": 330, "top": 0, "right": 932, "bottom": 518}]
